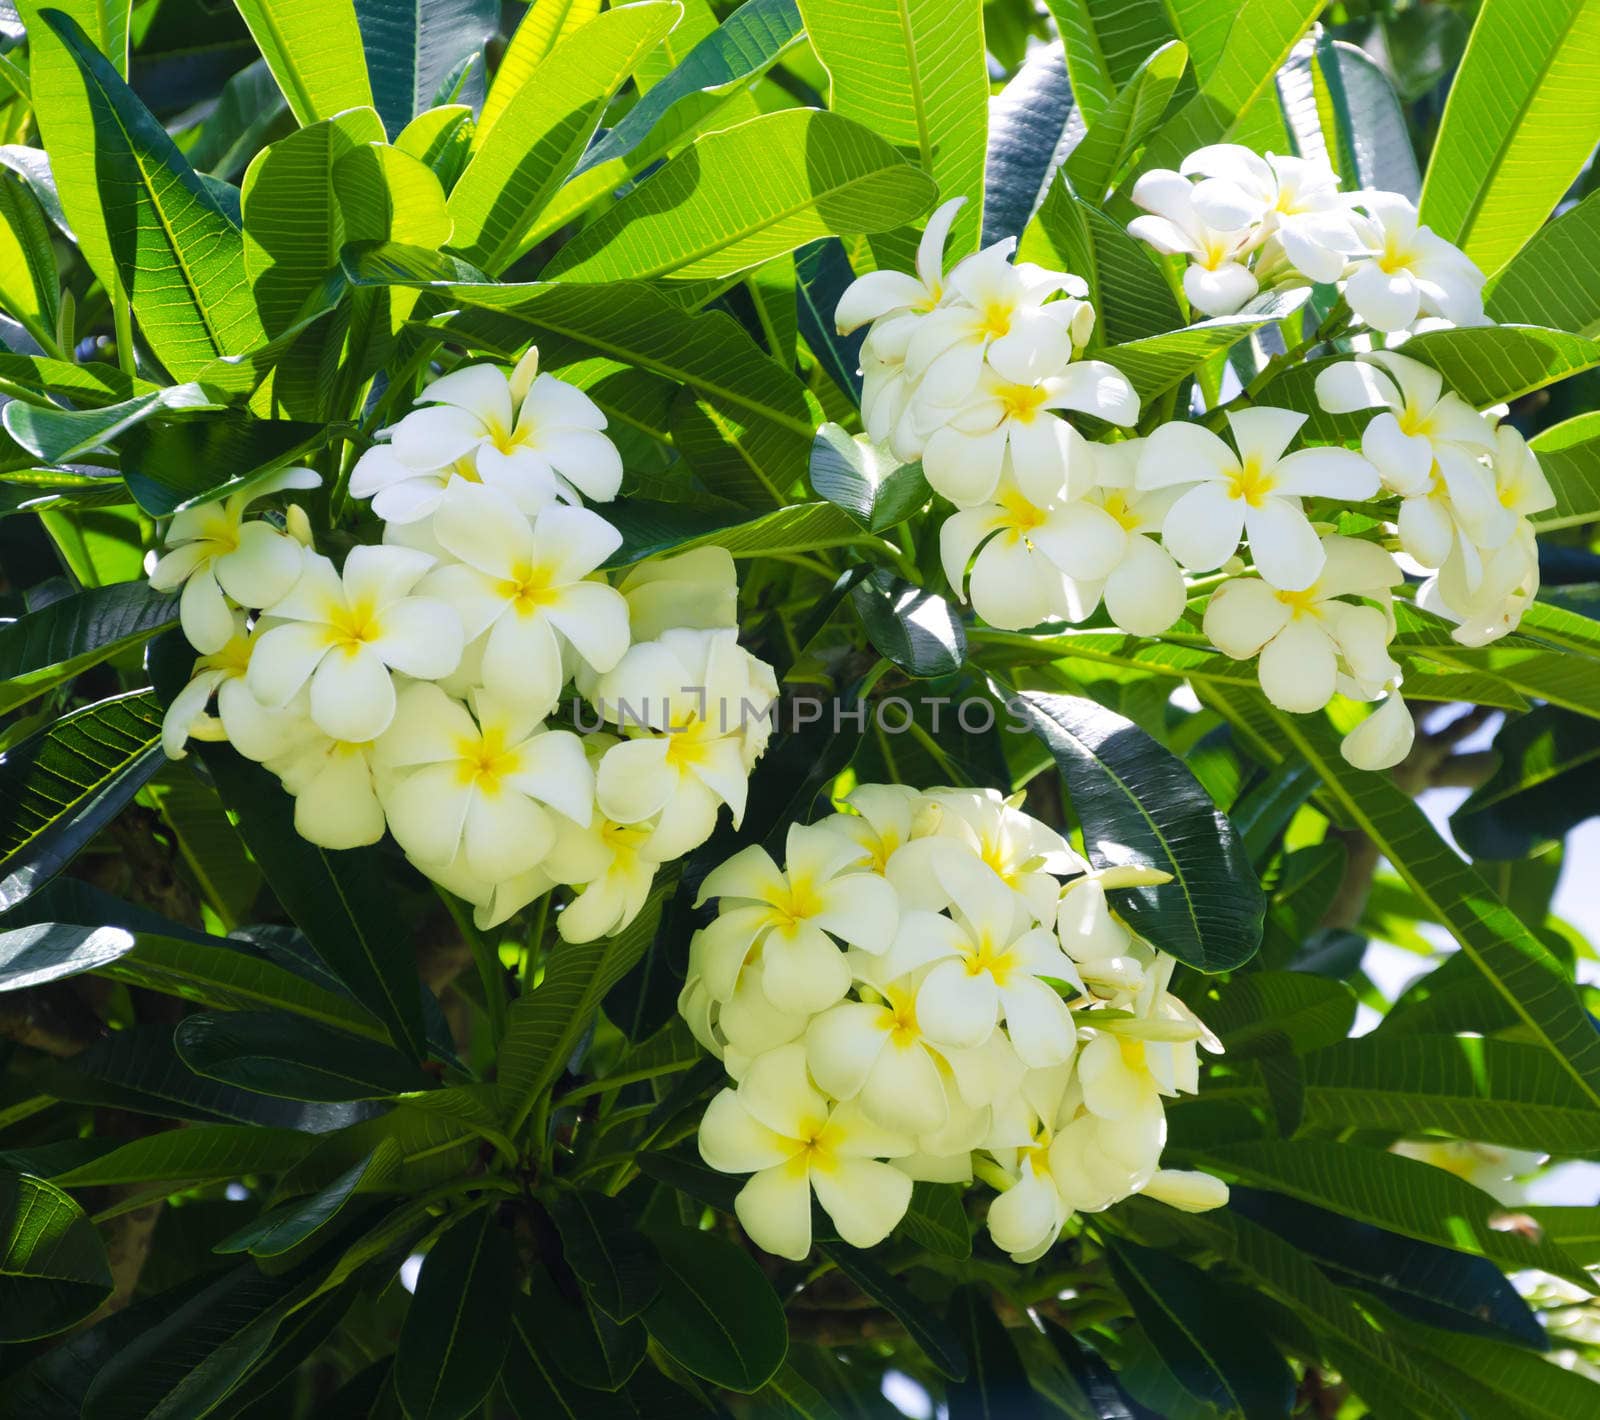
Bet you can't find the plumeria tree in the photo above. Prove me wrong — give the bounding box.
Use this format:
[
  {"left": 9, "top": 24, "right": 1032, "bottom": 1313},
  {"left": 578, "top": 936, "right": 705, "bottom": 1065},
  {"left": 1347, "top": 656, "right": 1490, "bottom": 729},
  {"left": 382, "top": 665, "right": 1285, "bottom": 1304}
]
[{"left": 4, "top": 0, "right": 1600, "bottom": 1414}]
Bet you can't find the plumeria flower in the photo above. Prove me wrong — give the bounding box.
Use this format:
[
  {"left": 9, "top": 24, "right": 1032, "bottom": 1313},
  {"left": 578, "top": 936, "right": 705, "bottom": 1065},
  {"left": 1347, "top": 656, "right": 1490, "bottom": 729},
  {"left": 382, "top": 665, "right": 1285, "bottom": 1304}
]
[
  {"left": 1340, "top": 686, "right": 1416, "bottom": 772},
  {"left": 614, "top": 545, "right": 738, "bottom": 641},
  {"left": 835, "top": 196, "right": 964, "bottom": 351},
  {"left": 695, "top": 823, "right": 900, "bottom": 1015},
  {"left": 246, "top": 545, "right": 463, "bottom": 743},
  {"left": 905, "top": 242, "right": 1090, "bottom": 411},
  {"left": 375, "top": 681, "right": 592, "bottom": 883},
  {"left": 888, "top": 854, "right": 1081, "bottom": 1066},
  {"left": 1314, "top": 351, "right": 1494, "bottom": 495},
  {"left": 1204, "top": 535, "right": 1403, "bottom": 712},
  {"left": 1420, "top": 522, "right": 1540, "bottom": 647},
  {"left": 1056, "top": 867, "right": 1172, "bottom": 1000},
  {"left": 148, "top": 467, "right": 321, "bottom": 653},
  {"left": 816, "top": 783, "right": 946, "bottom": 908},
  {"left": 161, "top": 614, "right": 311, "bottom": 763},
  {"left": 1464, "top": 423, "right": 1555, "bottom": 549},
  {"left": 418, "top": 480, "right": 628, "bottom": 714},
  {"left": 265, "top": 726, "right": 386, "bottom": 852},
  {"left": 982, "top": 1068, "right": 1077, "bottom": 1263},
  {"left": 922, "top": 366, "right": 1138, "bottom": 509},
  {"left": 1029, "top": 439, "right": 1188, "bottom": 636},
  {"left": 939, "top": 471, "right": 1086, "bottom": 631},
  {"left": 1137, "top": 407, "right": 1380, "bottom": 591},
  {"left": 1180, "top": 145, "right": 1357, "bottom": 283},
  {"left": 923, "top": 787, "right": 1083, "bottom": 923},
  {"left": 1129, "top": 169, "right": 1260, "bottom": 315},
  {"left": 1142, "top": 1169, "right": 1231, "bottom": 1213},
  {"left": 698, "top": 1043, "right": 914, "bottom": 1260},
  {"left": 1344, "top": 192, "right": 1486, "bottom": 332},
  {"left": 593, "top": 628, "right": 778, "bottom": 860},
  {"left": 542, "top": 813, "right": 664, "bottom": 942},
  {"left": 860, "top": 343, "right": 924, "bottom": 462},
  {"left": 375, "top": 350, "right": 622, "bottom": 513},
  {"left": 1048, "top": 1086, "right": 1167, "bottom": 1215},
  {"left": 681, "top": 936, "right": 811, "bottom": 1080}
]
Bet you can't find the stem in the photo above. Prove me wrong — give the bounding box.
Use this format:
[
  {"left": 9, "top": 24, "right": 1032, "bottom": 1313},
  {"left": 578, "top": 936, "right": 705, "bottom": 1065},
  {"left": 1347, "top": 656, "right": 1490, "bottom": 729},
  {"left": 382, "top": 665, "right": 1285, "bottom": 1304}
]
[
  {"left": 521, "top": 891, "right": 550, "bottom": 998},
  {"left": 440, "top": 889, "right": 507, "bottom": 1050},
  {"left": 112, "top": 295, "right": 136, "bottom": 377}
]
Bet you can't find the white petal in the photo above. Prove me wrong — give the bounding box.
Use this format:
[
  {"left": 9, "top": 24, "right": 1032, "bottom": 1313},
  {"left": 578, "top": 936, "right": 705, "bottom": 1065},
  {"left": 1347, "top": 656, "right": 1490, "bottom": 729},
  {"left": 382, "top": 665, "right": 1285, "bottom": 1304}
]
[
  {"left": 700, "top": 1089, "right": 796, "bottom": 1173},
  {"left": 924, "top": 423, "right": 1008, "bottom": 507},
  {"left": 179, "top": 566, "right": 236, "bottom": 655},
  {"left": 371, "top": 597, "right": 463, "bottom": 679},
  {"left": 546, "top": 582, "right": 630, "bottom": 673},
  {"left": 1274, "top": 446, "right": 1380, "bottom": 501},
  {"left": 418, "top": 364, "right": 514, "bottom": 428},
  {"left": 1029, "top": 502, "right": 1127, "bottom": 582},
  {"left": 1226, "top": 407, "right": 1307, "bottom": 468},
  {"left": 999, "top": 978, "right": 1076, "bottom": 1069},
  {"left": 385, "top": 763, "right": 473, "bottom": 864},
  {"left": 1346, "top": 261, "right": 1420, "bottom": 333},
  {"left": 246, "top": 621, "right": 330, "bottom": 708},
  {"left": 481, "top": 612, "right": 564, "bottom": 713},
  {"left": 1142, "top": 1168, "right": 1229, "bottom": 1213},
  {"left": 213, "top": 523, "right": 303, "bottom": 610},
  {"left": 1362, "top": 412, "right": 1434, "bottom": 495},
  {"left": 1104, "top": 536, "right": 1186, "bottom": 636},
  {"left": 595, "top": 736, "right": 677, "bottom": 822},
  {"left": 761, "top": 922, "right": 851, "bottom": 1015},
  {"left": 1243, "top": 498, "right": 1325, "bottom": 592},
  {"left": 1137, "top": 420, "right": 1236, "bottom": 490},
  {"left": 805, "top": 1002, "right": 890, "bottom": 1102},
  {"left": 504, "top": 729, "right": 594, "bottom": 824},
  {"left": 1340, "top": 691, "right": 1415, "bottom": 771},
  {"left": 735, "top": 1164, "right": 814, "bottom": 1260},
  {"left": 811, "top": 1158, "right": 912, "bottom": 1250},
  {"left": 862, "top": 1041, "right": 948, "bottom": 1137},
  {"left": 1314, "top": 359, "right": 1398, "bottom": 415},
  {"left": 293, "top": 748, "right": 385, "bottom": 849},
  {"left": 1204, "top": 578, "right": 1290, "bottom": 659},
  {"left": 915, "top": 957, "right": 999, "bottom": 1050},
  {"left": 388, "top": 403, "right": 485, "bottom": 467},
  {"left": 987, "top": 1166, "right": 1062, "bottom": 1259},
  {"left": 309, "top": 646, "right": 397, "bottom": 741},
  {"left": 835, "top": 269, "right": 926, "bottom": 333},
  {"left": 739, "top": 1042, "right": 828, "bottom": 1138},
  {"left": 1258, "top": 617, "right": 1337, "bottom": 713},
  {"left": 342, "top": 543, "right": 435, "bottom": 610},
  {"left": 812, "top": 873, "right": 899, "bottom": 952},
  {"left": 463, "top": 791, "right": 555, "bottom": 881},
  {"left": 1162, "top": 481, "right": 1245, "bottom": 572},
  {"left": 432, "top": 479, "right": 531, "bottom": 579},
  {"left": 1184, "top": 262, "right": 1256, "bottom": 316}
]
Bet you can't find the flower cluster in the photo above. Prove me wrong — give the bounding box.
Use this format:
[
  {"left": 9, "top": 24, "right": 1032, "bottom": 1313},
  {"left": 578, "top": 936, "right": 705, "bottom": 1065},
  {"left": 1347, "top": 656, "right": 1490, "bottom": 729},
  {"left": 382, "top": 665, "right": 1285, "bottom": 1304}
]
[
  {"left": 683, "top": 785, "right": 1227, "bottom": 1261},
  {"left": 837, "top": 147, "right": 1552, "bottom": 774},
  {"left": 1129, "top": 146, "right": 1486, "bottom": 331},
  {"left": 155, "top": 350, "right": 777, "bottom": 943}
]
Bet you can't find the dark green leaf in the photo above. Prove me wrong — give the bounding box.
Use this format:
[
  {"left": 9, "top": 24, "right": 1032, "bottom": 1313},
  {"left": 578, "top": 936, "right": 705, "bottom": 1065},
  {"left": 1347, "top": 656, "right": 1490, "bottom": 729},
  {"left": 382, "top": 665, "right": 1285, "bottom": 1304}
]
[
  {"left": 1012, "top": 690, "right": 1264, "bottom": 971},
  {"left": 1193, "top": 971, "right": 1356, "bottom": 1058},
  {"left": 1, "top": 385, "right": 214, "bottom": 463},
  {"left": 0, "top": 690, "right": 165, "bottom": 913},
  {"left": 641, "top": 1223, "right": 788, "bottom": 1393},
  {"left": 0, "top": 1171, "right": 112, "bottom": 1340},
  {"left": 1103, "top": 1236, "right": 1295, "bottom": 1419},
  {"left": 120, "top": 416, "right": 327, "bottom": 517},
  {"left": 851, "top": 571, "right": 965, "bottom": 678},
  {"left": 1451, "top": 707, "right": 1600, "bottom": 859},
  {"left": 214, "top": 1140, "right": 401, "bottom": 1257},
  {"left": 50, "top": 1123, "right": 315, "bottom": 1189},
  {"left": 944, "top": 1284, "right": 1041, "bottom": 1419},
  {"left": 174, "top": 1011, "right": 434, "bottom": 1102},
  {"left": 394, "top": 1209, "right": 515, "bottom": 1420},
  {"left": 548, "top": 1190, "right": 661, "bottom": 1322},
  {"left": 981, "top": 42, "right": 1076, "bottom": 248},
  {"left": 897, "top": 1181, "right": 971, "bottom": 1260},
  {"left": 0, "top": 580, "right": 177, "bottom": 716},
  {"left": 528, "top": 1265, "right": 647, "bottom": 1390},
  {"left": 819, "top": 1244, "right": 968, "bottom": 1380},
  {"left": 354, "top": 0, "right": 496, "bottom": 136}
]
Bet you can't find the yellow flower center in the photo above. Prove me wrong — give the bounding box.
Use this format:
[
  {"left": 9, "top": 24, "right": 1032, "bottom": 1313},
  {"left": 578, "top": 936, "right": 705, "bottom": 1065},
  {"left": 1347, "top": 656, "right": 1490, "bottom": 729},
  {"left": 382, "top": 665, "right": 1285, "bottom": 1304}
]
[
  {"left": 997, "top": 488, "right": 1047, "bottom": 537},
  {"left": 997, "top": 382, "right": 1049, "bottom": 423},
  {"left": 663, "top": 714, "right": 719, "bottom": 770},
  {"left": 788, "top": 1116, "right": 841, "bottom": 1174},
  {"left": 1118, "top": 1035, "right": 1148, "bottom": 1072},
  {"left": 454, "top": 727, "right": 519, "bottom": 793},
  {"left": 502, "top": 560, "right": 560, "bottom": 614},
  {"left": 1396, "top": 404, "right": 1435, "bottom": 437},
  {"left": 451, "top": 454, "right": 483, "bottom": 484},
  {"left": 885, "top": 988, "right": 921, "bottom": 1047},
  {"left": 765, "top": 870, "right": 824, "bottom": 929},
  {"left": 599, "top": 821, "right": 650, "bottom": 867},
  {"left": 1275, "top": 586, "right": 1321, "bottom": 617},
  {"left": 197, "top": 636, "right": 252, "bottom": 676},
  {"left": 1376, "top": 232, "right": 1417, "bottom": 275},
  {"left": 979, "top": 302, "right": 1012, "bottom": 339},
  {"left": 965, "top": 930, "right": 1016, "bottom": 986},
  {"left": 1100, "top": 490, "right": 1141, "bottom": 531},
  {"left": 324, "top": 598, "right": 383, "bottom": 654},
  {"left": 1227, "top": 456, "right": 1277, "bottom": 508}
]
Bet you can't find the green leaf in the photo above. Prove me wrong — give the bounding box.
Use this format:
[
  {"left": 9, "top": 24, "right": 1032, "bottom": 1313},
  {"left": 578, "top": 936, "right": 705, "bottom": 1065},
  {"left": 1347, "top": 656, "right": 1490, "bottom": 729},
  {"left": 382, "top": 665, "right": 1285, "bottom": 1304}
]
[
  {"left": 851, "top": 571, "right": 965, "bottom": 679},
  {"left": 897, "top": 1181, "right": 971, "bottom": 1259},
  {"left": 174, "top": 1011, "right": 434, "bottom": 1101},
  {"left": 943, "top": 1284, "right": 1037, "bottom": 1419},
  {"left": 1101, "top": 290, "right": 1309, "bottom": 402},
  {"left": 13, "top": 0, "right": 130, "bottom": 299},
  {"left": 0, "top": 690, "right": 164, "bottom": 914},
  {"left": 547, "top": 109, "right": 936, "bottom": 283},
  {"left": 1062, "top": 40, "right": 1188, "bottom": 206},
  {"left": 215, "top": 1139, "right": 400, "bottom": 1257},
  {"left": 186, "top": 58, "right": 291, "bottom": 183},
  {"left": 445, "top": 1, "right": 680, "bottom": 274},
  {"left": 1418, "top": 0, "right": 1600, "bottom": 276},
  {"left": 0, "top": 582, "right": 177, "bottom": 717},
  {"left": 40, "top": 10, "right": 266, "bottom": 380},
  {"left": 1019, "top": 175, "right": 1183, "bottom": 345},
  {"left": 0, "top": 351, "right": 154, "bottom": 407},
  {"left": 0, "top": 1171, "right": 112, "bottom": 1340},
  {"left": 498, "top": 877, "right": 668, "bottom": 1128},
  {"left": 2, "top": 384, "right": 216, "bottom": 463},
  {"left": 476, "top": 0, "right": 600, "bottom": 151},
  {"left": 0, "top": 169, "right": 60, "bottom": 352},
  {"left": 1193, "top": 970, "right": 1356, "bottom": 1058},
  {"left": 194, "top": 748, "right": 427, "bottom": 1059},
  {"left": 1529, "top": 411, "right": 1600, "bottom": 529},
  {"left": 1192, "top": 1139, "right": 1589, "bottom": 1287},
  {"left": 1046, "top": 0, "right": 1177, "bottom": 126},
  {"left": 1485, "top": 190, "right": 1600, "bottom": 334},
  {"left": 1011, "top": 690, "right": 1264, "bottom": 972},
  {"left": 119, "top": 415, "right": 326, "bottom": 517},
  {"left": 1103, "top": 1237, "right": 1294, "bottom": 1419},
  {"left": 797, "top": 0, "right": 988, "bottom": 255},
  {"left": 641, "top": 1223, "right": 788, "bottom": 1393},
  {"left": 394, "top": 1208, "right": 516, "bottom": 1420},
  {"left": 819, "top": 1244, "right": 968, "bottom": 1379},
  {"left": 50, "top": 1123, "right": 315, "bottom": 1188},
  {"left": 1400, "top": 1323, "right": 1600, "bottom": 1420},
  {"left": 353, "top": 0, "right": 497, "bottom": 137},
  {"left": 547, "top": 1191, "right": 661, "bottom": 1322},
  {"left": 0, "top": 920, "right": 137, "bottom": 991},
  {"left": 981, "top": 42, "right": 1076, "bottom": 249},
  {"left": 1202, "top": 687, "right": 1600, "bottom": 1114},
  {"left": 1450, "top": 707, "right": 1600, "bottom": 859},
  {"left": 1229, "top": 1187, "right": 1547, "bottom": 1351},
  {"left": 1277, "top": 38, "right": 1419, "bottom": 200},
  {"left": 527, "top": 1264, "right": 646, "bottom": 1390},
  {"left": 233, "top": 0, "right": 376, "bottom": 128},
  {"left": 240, "top": 108, "right": 386, "bottom": 338},
  {"left": 1391, "top": 323, "right": 1600, "bottom": 408},
  {"left": 502, "top": 1309, "right": 711, "bottom": 1418}
]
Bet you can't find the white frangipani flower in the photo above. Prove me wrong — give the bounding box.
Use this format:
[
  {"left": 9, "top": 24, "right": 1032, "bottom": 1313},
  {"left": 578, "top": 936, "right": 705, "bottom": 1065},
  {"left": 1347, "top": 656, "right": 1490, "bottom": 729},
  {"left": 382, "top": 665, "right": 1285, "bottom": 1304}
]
[
  {"left": 592, "top": 628, "right": 778, "bottom": 860},
  {"left": 1204, "top": 534, "right": 1403, "bottom": 712},
  {"left": 419, "top": 479, "right": 628, "bottom": 713},
  {"left": 1142, "top": 1169, "right": 1231, "bottom": 1213},
  {"left": 1314, "top": 351, "right": 1494, "bottom": 496},
  {"left": 1129, "top": 169, "right": 1260, "bottom": 315},
  {"left": 1344, "top": 192, "right": 1486, "bottom": 333},
  {"left": 161, "top": 614, "right": 310, "bottom": 763},
  {"left": 148, "top": 467, "right": 321, "bottom": 653},
  {"left": 923, "top": 787, "right": 1084, "bottom": 923},
  {"left": 695, "top": 823, "right": 900, "bottom": 1016},
  {"left": 1137, "top": 407, "right": 1380, "bottom": 591},
  {"left": 835, "top": 196, "right": 964, "bottom": 347},
  {"left": 1340, "top": 687, "right": 1416, "bottom": 772},
  {"left": 247, "top": 545, "right": 463, "bottom": 742},
  {"left": 371, "top": 349, "right": 622, "bottom": 514},
  {"left": 1180, "top": 145, "right": 1357, "bottom": 283},
  {"left": 922, "top": 366, "right": 1137, "bottom": 509},
  {"left": 1421, "top": 522, "right": 1540, "bottom": 647},
  {"left": 700, "top": 1043, "right": 914, "bottom": 1260},
  {"left": 1056, "top": 866, "right": 1172, "bottom": 999},
  {"left": 375, "top": 681, "right": 593, "bottom": 883},
  {"left": 614, "top": 545, "right": 738, "bottom": 641},
  {"left": 265, "top": 723, "right": 386, "bottom": 851},
  {"left": 815, "top": 783, "right": 944, "bottom": 907}
]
